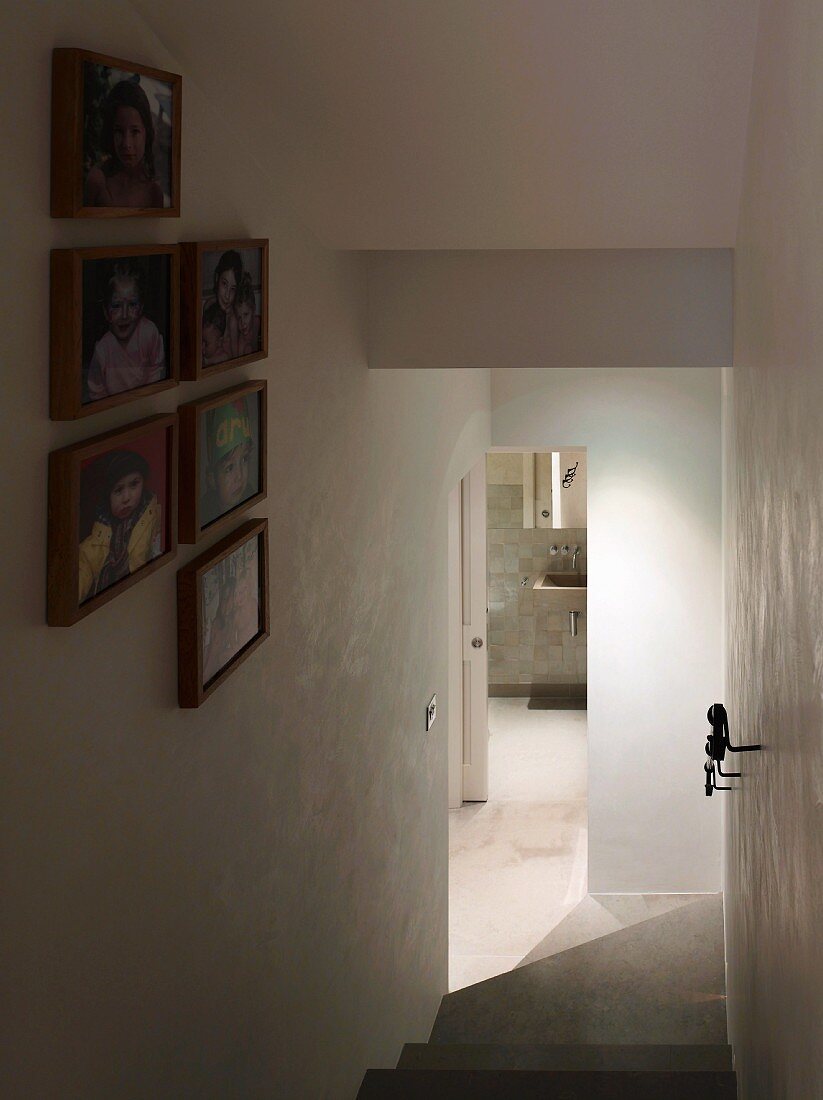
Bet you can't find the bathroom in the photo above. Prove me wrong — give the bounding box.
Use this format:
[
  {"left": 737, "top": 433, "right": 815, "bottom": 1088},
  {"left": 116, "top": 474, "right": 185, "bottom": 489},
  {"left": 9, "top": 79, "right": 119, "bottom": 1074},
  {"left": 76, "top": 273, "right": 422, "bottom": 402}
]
[
  {"left": 487, "top": 449, "right": 587, "bottom": 702},
  {"left": 448, "top": 448, "right": 589, "bottom": 991}
]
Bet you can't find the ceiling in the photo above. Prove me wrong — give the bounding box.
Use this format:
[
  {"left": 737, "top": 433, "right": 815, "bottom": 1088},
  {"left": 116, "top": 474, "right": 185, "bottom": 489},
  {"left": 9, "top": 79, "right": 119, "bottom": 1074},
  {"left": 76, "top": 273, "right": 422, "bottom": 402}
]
[{"left": 137, "top": 0, "right": 760, "bottom": 249}]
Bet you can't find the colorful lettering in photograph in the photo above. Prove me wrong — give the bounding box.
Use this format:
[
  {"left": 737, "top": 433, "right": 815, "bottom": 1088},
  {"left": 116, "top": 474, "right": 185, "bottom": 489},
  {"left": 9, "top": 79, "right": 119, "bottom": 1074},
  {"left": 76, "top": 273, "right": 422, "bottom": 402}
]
[
  {"left": 199, "top": 393, "right": 260, "bottom": 528},
  {"left": 177, "top": 380, "right": 266, "bottom": 543}
]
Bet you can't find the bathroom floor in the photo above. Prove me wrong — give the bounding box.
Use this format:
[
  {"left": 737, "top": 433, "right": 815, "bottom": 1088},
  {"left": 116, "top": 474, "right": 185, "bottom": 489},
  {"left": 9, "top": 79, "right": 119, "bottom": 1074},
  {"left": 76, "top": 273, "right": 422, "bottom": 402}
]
[{"left": 448, "top": 697, "right": 588, "bottom": 992}]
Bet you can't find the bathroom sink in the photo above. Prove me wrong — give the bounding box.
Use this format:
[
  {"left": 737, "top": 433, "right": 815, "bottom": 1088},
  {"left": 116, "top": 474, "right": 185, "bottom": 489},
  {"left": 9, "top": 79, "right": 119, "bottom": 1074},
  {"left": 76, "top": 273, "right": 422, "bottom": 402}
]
[{"left": 534, "top": 573, "right": 587, "bottom": 590}]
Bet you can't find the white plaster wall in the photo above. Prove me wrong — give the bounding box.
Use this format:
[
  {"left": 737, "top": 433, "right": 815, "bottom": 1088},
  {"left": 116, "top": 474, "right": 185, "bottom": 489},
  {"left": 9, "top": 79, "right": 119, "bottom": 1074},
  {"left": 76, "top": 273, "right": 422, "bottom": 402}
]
[
  {"left": 0, "top": 5, "right": 490, "bottom": 1097},
  {"left": 492, "top": 369, "right": 722, "bottom": 893},
  {"left": 367, "top": 249, "right": 732, "bottom": 369},
  {"left": 725, "top": 1, "right": 823, "bottom": 1095}
]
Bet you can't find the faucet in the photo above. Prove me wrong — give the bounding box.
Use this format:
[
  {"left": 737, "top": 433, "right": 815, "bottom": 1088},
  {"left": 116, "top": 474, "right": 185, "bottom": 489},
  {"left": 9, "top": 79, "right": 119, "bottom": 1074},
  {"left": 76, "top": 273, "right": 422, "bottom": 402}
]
[{"left": 572, "top": 545, "right": 581, "bottom": 571}]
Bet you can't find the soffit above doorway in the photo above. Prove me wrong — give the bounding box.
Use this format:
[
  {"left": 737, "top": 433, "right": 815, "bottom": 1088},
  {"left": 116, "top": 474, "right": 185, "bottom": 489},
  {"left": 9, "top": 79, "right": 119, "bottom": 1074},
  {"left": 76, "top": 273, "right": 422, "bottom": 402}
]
[{"left": 135, "top": 0, "right": 759, "bottom": 249}]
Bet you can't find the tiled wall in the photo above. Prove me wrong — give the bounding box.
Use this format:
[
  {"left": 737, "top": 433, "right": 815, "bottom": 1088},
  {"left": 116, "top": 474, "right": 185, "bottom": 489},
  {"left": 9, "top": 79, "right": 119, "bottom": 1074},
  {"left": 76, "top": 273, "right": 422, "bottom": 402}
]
[
  {"left": 487, "top": 483, "right": 524, "bottom": 528},
  {"left": 487, "top": 527, "right": 587, "bottom": 696}
]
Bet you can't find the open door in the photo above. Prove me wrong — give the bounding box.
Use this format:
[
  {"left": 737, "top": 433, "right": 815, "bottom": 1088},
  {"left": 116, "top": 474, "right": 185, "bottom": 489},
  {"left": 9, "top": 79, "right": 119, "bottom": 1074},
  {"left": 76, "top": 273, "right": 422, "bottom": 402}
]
[{"left": 448, "top": 457, "right": 488, "bottom": 807}]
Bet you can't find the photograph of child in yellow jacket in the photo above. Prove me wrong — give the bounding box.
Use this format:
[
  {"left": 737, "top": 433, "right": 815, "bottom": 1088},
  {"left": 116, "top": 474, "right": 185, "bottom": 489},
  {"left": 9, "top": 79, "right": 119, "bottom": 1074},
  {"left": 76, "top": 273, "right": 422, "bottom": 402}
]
[{"left": 79, "top": 449, "right": 162, "bottom": 603}]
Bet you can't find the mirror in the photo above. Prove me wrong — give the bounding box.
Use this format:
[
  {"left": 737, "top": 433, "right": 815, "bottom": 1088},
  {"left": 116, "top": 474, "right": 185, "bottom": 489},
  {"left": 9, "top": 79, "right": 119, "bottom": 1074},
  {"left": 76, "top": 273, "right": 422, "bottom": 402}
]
[{"left": 486, "top": 450, "right": 586, "bottom": 529}]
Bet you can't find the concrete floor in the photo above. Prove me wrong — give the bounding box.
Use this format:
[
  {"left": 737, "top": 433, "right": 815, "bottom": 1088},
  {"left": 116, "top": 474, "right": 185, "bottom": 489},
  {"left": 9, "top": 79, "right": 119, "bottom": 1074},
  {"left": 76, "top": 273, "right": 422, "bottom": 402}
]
[{"left": 448, "top": 698, "right": 588, "bottom": 992}]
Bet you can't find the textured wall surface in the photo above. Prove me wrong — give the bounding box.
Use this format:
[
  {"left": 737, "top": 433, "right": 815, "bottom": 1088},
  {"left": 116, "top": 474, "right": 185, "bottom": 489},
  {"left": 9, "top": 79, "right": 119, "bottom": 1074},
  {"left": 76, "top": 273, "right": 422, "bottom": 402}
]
[
  {"left": 0, "top": 5, "right": 490, "bottom": 1097},
  {"left": 725, "top": 1, "right": 823, "bottom": 1095},
  {"left": 492, "top": 368, "right": 722, "bottom": 893}
]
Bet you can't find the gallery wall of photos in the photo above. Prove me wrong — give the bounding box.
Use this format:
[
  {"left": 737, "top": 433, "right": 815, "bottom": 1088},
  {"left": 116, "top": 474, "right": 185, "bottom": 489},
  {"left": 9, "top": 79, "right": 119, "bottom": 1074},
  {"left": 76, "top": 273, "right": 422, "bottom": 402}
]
[{"left": 48, "top": 47, "right": 270, "bottom": 708}]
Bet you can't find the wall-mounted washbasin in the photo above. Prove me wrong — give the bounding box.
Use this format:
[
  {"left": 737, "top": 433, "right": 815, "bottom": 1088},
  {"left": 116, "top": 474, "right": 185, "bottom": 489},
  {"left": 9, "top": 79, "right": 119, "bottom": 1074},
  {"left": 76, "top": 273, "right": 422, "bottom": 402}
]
[
  {"left": 533, "top": 572, "right": 587, "bottom": 590},
  {"left": 531, "top": 572, "right": 587, "bottom": 617}
]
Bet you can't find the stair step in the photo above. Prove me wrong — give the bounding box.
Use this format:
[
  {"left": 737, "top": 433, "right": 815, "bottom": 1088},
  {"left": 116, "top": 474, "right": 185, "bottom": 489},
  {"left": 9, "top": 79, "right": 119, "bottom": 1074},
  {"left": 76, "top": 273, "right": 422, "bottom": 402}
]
[
  {"left": 431, "top": 895, "right": 727, "bottom": 1046},
  {"left": 358, "top": 1069, "right": 738, "bottom": 1098},
  {"left": 517, "top": 893, "right": 713, "bottom": 969},
  {"left": 397, "top": 1042, "right": 733, "bottom": 1072}
]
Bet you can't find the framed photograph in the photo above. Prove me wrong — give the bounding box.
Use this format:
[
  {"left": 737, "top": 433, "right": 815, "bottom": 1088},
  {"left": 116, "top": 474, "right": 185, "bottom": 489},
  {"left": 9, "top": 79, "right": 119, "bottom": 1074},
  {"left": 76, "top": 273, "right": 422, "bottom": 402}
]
[
  {"left": 177, "top": 519, "right": 269, "bottom": 708},
  {"left": 51, "top": 48, "right": 181, "bottom": 218},
  {"left": 48, "top": 413, "right": 177, "bottom": 626},
  {"left": 178, "top": 380, "right": 267, "bottom": 544},
  {"left": 51, "top": 244, "right": 179, "bottom": 419},
  {"left": 181, "top": 239, "right": 268, "bottom": 379}
]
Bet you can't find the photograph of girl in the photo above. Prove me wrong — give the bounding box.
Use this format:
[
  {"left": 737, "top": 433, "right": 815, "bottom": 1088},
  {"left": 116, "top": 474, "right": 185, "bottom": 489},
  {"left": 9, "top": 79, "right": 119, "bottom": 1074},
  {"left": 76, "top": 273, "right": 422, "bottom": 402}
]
[
  {"left": 78, "top": 429, "right": 169, "bottom": 603},
  {"left": 83, "top": 62, "right": 174, "bottom": 209},
  {"left": 201, "top": 537, "right": 261, "bottom": 686},
  {"left": 82, "top": 255, "right": 170, "bottom": 404},
  {"left": 199, "top": 393, "right": 260, "bottom": 528},
  {"left": 201, "top": 247, "right": 263, "bottom": 369}
]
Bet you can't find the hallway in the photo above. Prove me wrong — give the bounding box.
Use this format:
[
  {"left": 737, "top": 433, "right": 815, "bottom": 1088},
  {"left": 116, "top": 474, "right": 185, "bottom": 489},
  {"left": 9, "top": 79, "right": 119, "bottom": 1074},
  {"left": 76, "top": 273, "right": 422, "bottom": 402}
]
[{"left": 449, "top": 698, "right": 588, "bottom": 991}]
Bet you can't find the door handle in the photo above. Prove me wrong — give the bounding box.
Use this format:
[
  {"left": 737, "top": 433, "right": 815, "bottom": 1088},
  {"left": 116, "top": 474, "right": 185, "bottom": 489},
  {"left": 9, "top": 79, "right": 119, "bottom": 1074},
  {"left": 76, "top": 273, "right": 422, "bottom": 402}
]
[{"left": 471, "top": 637, "right": 483, "bottom": 649}]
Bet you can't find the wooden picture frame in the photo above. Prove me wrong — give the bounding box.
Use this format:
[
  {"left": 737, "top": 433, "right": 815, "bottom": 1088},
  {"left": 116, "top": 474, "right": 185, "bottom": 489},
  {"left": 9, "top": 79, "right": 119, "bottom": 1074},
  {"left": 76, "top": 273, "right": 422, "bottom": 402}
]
[
  {"left": 51, "top": 48, "right": 182, "bottom": 218},
  {"left": 51, "top": 243, "right": 180, "bottom": 419},
  {"left": 181, "top": 239, "right": 269, "bottom": 379},
  {"left": 47, "top": 413, "right": 177, "bottom": 626},
  {"left": 178, "top": 379, "right": 267, "bottom": 544},
  {"left": 177, "top": 519, "right": 270, "bottom": 708}
]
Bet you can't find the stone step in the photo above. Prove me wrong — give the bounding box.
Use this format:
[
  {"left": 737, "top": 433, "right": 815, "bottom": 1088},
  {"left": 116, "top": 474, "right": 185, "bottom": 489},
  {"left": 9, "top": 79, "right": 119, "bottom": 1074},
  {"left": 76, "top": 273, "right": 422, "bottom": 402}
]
[
  {"left": 397, "top": 1042, "right": 733, "bottom": 1072},
  {"left": 357, "top": 1069, "right": 738, "bottom": 1098},
  {"left": 517, "top": 893, "right": 714, "bottom": 968},
  {"left": 431, "top": 895, "right": 727, "bottom": 1046}
]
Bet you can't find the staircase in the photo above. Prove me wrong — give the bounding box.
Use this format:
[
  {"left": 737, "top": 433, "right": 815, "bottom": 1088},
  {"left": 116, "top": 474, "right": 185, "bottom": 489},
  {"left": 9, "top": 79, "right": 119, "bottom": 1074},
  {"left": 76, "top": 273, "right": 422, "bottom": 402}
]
[{"left": 358, "top": 894, "right": 736, "bottom": 1097}]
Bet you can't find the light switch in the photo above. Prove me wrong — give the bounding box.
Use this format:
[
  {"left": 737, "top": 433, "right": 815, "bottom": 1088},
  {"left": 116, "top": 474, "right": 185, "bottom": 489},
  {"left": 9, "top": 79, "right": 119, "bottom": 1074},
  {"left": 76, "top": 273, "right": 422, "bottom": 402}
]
[{"left": 426, "top": 694, "right": 437, "bottom": 731}]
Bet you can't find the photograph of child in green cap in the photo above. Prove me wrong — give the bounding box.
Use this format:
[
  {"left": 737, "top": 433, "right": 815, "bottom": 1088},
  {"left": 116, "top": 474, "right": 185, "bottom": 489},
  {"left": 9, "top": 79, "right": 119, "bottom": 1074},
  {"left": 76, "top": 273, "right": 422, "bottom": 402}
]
[
  {"left": 78, "top": 428, "right": 168, "bottom": 603},
  {"left": 177, "top": 380, "right": 266, "bottom": 543},
  {"left": 200, "top": 392, "right": 260, "bottom": 528}
]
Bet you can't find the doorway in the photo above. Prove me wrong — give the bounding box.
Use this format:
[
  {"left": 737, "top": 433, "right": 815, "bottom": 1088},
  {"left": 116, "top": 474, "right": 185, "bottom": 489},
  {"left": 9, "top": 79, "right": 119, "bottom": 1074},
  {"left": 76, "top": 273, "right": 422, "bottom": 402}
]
[{"left": 447, "top": 448, "right": 589, "bottom": 991}]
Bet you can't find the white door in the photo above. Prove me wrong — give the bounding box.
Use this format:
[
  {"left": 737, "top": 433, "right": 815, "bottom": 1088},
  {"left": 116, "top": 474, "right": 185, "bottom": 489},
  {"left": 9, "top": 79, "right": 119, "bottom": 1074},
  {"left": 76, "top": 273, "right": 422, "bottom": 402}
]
[{"left": 448, "top": 458, "right": 489, "bottom": 806}]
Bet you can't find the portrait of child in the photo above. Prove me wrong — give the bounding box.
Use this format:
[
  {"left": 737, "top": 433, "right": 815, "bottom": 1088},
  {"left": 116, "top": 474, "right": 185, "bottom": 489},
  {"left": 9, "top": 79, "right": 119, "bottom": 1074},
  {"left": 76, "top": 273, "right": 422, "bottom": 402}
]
[
  {"left": 199, "top": 394, "right": 260, "bottom": 528},
  {"left": 200, "top": 246, "right": 263, "bottom": 370},
  {"left": 82, "top": 62, "right": 174, "bottom": 209},
  {"left": 201, "top": 302, "right": 228, "bottom": 367},
  {"left": 77, "top": 432, "right": 169, "bottom": 603},
  {"left": 82, "top": 255, "right": 171, "bottom": 404},
  {"left": 235, "top": 274, "right": 261, "bottom": 358},
  {"left": 201, "top": 537, "right": 261, "bottom": 686}
]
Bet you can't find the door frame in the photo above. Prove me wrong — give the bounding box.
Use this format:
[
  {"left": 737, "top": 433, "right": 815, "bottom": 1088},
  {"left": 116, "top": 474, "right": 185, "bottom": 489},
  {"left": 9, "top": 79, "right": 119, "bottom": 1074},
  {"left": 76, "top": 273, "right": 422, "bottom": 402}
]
[{"left": 448, "top": 457, "right": 489, "bottom": 807}]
